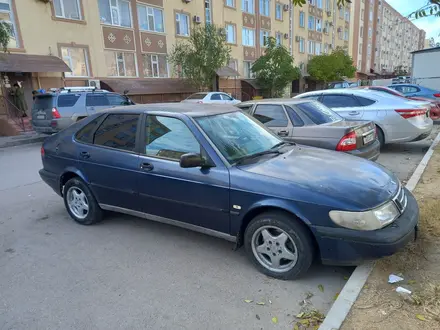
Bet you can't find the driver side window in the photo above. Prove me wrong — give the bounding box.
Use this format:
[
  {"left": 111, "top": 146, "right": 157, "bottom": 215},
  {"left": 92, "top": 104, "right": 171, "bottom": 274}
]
[{"left": 145, "top": 116, "right": 201, "bottom": 161}]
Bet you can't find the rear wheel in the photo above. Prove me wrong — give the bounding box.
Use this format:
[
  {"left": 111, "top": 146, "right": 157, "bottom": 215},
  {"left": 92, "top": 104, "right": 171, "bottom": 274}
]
[
  {"left": 63, "top": 177, "right": 103, "bottom": 225},
  {"left": 376, "top": 126, "right": 385, "bottom": 148},
  {"left": 244, "top": 211, "right": 315, "bottom": 280}
]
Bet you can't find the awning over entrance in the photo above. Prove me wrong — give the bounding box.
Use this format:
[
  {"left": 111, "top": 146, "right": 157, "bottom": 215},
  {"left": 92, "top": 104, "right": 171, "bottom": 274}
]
[
  {"left": 216, "top": 66, "right": 240, "bottom": 77},
  {"left": 0, "top": 53, "right": 71, "bottom": 73},
  {"left": 100, "top": 78, "right": 196, "bottom": 95}
]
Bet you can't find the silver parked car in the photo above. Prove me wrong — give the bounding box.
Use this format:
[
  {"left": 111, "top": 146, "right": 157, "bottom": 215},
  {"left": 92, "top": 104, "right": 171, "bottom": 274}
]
[
  {"left": 295, "top": 89, "right": 433, "bottom": 147},
  {"left": 181, "top": 92, "right": 241, "bottom": 105},
  {"left": 32, "top": 87, "right": 133, "bottom": 134},
  {"left": 237, "top": 99, "right": 380, "bottom": 161}
]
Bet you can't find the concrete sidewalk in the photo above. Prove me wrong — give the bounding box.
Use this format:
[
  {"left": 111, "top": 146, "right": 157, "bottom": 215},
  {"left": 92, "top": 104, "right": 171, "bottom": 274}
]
[{"left": 0, "top": 132, "right": 47, "bottom": 148}]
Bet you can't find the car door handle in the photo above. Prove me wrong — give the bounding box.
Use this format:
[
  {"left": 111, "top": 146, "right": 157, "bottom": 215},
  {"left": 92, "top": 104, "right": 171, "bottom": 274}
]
[
  {"left": 140, "top": 162, "right": 154, "bottom": 172},
  {"left": 348, "top": 111, "right": 360, "bottom": 115},
  {"left": 80, "top": 151, "right": 90, "bottom": 159},
  {"left": 277, "top": 130, "right": 289, "bottom": 137}
]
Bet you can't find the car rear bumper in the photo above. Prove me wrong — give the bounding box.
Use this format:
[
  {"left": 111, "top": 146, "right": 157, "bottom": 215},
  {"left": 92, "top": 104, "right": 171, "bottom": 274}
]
[
  {"left": 33, "top": 118, "right": 74, "bottom": 133},
  {"left": 312, "top": 188, "right": 418, "bottom": 266},
  {"left": 39, "top": 169, "right": 61, "bottom": 196},
  {"left": 346, "top": 139, "right": 380, "bottom": 161}
]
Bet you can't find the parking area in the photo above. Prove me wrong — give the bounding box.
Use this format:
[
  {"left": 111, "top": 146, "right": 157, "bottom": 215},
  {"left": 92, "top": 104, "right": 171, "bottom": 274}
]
[{"left": 0, "top": 126, "right": 438, "bottom": 329}]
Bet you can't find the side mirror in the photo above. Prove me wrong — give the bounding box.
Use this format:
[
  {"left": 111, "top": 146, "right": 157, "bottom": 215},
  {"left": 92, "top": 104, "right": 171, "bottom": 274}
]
[{"left": 180, "top": 153, "right": 206, "bottom": 168}]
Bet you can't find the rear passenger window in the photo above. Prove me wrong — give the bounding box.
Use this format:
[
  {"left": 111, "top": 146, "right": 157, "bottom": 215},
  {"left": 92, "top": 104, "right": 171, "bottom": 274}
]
[
  {"left": 284, "top": 106, "right": 304, "bottom": 126},
  {"left": 86, "top": 94, "right": 109, "bottom": 106},
  {"left": 211, "top": 94, "right": 222, "bottom": 100},
  {"left": 57, "top": 94, "right": 80, "bottom": 107},
  {"left": 254, "top": 105, "right": 288, "bottom": 127},
  {"left": 75, "top": 117, "right": 102, "bottom": 144},
  {"left": 356, "top": 96, "right": 376, "bottom": 106},
  {"left": 94, "top": 114, "right": 139, "bottom": 151},
  {"left": 321, "top": 95, "right": 360, "bottom": 108}
]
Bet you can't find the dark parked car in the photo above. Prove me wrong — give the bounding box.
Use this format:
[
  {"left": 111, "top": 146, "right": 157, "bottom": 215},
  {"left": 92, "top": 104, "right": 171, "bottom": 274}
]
[
  {"left": 39, "top": 104, "right": 419, "bottom": 280},
  {"left": 236, "top": 99, "right": 380, "bottom": 161}
]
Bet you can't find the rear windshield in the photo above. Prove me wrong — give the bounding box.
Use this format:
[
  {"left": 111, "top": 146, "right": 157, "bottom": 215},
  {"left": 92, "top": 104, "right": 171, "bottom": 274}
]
[
  {"left": 33, "top": 95, "right": 54, "bottom": 109},
  {"left": 58, "top": 94, "right": 81, "bottom": 107},
  {"left": 294, "top": 101, "right": 342, "bottom": 124},
  {"left": 186, "top": 93, "right": 207, "bottom": 100}
]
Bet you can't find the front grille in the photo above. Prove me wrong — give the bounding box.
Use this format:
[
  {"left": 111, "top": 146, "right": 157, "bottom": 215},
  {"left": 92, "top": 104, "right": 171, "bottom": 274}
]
[{"left": 392, "top": 184, "right": 407, "bottom": 214}]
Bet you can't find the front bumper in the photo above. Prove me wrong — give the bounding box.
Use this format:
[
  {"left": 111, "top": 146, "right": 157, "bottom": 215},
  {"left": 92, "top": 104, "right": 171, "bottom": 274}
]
[
  {"left": 346, "top": 139, "right": 380, "bottom": 161},
  {"left": 312, "top": 188, "right": 419, "bottom": 266}
]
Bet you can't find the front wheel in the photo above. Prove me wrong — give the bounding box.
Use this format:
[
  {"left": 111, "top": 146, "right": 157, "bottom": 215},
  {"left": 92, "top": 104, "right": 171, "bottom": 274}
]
[
  {"left": 63, "top": 177, "right": 103, "bottom": 225},
  {"left": 244, "top": 211, "right": 315, "bottom": 280}
]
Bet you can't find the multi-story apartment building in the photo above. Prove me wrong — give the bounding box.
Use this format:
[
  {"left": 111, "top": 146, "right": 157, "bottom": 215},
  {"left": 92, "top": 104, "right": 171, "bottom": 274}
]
[
  {"left": 0, "top": 0, "right": 293, "bottom": 117},
  {"left": 292, "top": 0, "right": 351, "bottom": 92},
  {"left": 376, "top": 0, "right": 426, "bottom": 75}
]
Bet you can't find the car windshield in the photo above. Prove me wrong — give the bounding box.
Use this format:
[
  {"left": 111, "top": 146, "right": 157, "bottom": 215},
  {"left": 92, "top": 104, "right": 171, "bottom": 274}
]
[
  {"left": 186, "top": 93, "right": 207, "bottom": 100},
  {"left": 294, "top": 101, "right": 342, "bottom": 124},
  {"left": 195, "top": 111, "right": 282, "bottom": 164}
]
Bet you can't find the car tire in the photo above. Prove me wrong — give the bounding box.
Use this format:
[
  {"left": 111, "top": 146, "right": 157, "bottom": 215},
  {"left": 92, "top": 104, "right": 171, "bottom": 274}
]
[
  {"left": 376, "top": 126, "right": 385, "bottom": 148},
  {"left": 244, "top": 211, "right": 315, "bottom": 280},
  {"left": 63, "top": 177, "right": 103, "bottom": 225}
]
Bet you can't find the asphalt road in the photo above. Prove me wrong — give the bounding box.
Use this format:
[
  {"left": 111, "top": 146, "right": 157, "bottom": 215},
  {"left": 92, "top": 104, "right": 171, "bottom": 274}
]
[{"left": 1, "top": 127, "right": 438, "bottom": 329}]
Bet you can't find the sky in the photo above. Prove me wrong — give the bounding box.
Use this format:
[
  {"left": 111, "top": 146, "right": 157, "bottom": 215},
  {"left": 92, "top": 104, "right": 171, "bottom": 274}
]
[{"left": 386, "top": 0, "right": 440, "bottom": 43}]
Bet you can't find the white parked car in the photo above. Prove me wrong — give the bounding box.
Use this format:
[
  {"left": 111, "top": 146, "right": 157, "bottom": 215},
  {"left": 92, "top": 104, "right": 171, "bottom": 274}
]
[
  {"left": 295, "top": 89, "right": 433, "bottom": 147},
  {"left": 181, "top": 92, "right": 241, "bottom": 105}
]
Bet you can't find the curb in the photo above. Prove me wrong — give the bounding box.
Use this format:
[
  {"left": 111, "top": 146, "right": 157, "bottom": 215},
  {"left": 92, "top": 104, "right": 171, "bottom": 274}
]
[
  {"left": 0, "top": 135, "right": 46, "bottom": 149},
  {"left": 319, "top": 131, "right": 440, "bottom": 330}
]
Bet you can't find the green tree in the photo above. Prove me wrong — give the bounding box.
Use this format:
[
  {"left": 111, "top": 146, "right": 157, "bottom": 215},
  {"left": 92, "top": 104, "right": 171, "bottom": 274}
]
[
  {"left": 168, "top": 24, "right": 231, "bottom": 91},
  {"left": 251, "top": 37, "right": 300, "bottom": 98},
  {"left": 0, "top": 22, "right": 12, "bottom": 52},
  {"left": 308, "top": 47, "right": 356, "bottom": 84}
]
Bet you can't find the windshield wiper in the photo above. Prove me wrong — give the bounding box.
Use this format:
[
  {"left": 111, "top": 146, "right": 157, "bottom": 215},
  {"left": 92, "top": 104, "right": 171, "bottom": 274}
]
[
  {"left": 270, "top": 141, "right": 295, "bottom": 150},
  {"left": 234, "top": 149, "right": 282, "bottom": 165}
]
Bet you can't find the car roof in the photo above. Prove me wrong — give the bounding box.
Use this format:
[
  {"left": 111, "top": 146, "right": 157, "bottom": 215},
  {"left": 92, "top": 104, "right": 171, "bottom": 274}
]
[
  {"left": 297, "top": 88, "right": 388, "bottom": 98},
  {"left": 107, "top": 103, "right": 239, "bottom": 117},
  {"left": 238, "top": 98, "right": 313, "bottom": 106}
]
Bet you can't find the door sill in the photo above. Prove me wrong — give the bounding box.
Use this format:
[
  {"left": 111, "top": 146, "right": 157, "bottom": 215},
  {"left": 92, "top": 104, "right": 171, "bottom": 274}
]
[{"left": 99, "top": 204, "right": 236, "bottom": 242}]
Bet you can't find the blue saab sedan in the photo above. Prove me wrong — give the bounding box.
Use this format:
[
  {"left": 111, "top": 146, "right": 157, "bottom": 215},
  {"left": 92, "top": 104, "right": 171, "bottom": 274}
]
[{"left": 39, "top": 104, "right": 419, "bottom": 280}]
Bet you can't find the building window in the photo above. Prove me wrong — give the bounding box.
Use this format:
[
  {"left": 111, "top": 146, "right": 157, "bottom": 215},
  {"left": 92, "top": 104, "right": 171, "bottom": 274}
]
[
  {"left": 275, "top": 32, "right": 282, "bottom": 45},
  {"left": 325, "top": 0, "right": 331, "bottom": 11},
  {"left": 344, "top": 29, "right": 349, "bottom": 40},
  {"left": 98, "top": 0, "right": 132, "bottom": 27},
  {"left": 53, "top": 0, "right": 82, "bottom": 20},
  {"left": 368, "top": 44, "right": 371, "bottom": 55},
  {"left": 260, "top": 30, "right": 270, "bottom": 46},
  {"left": 275, "top": 2, "right": 282, "bottom": 20},
  {"left": 361, "top": 9, "right": 364, "bottom": 20},
  {"left": 358, "top": 60, "right": 361, "bottom": 70},
  {"left": 104, "top": 51, "right": 137, "bottom": 77},
  {"left": 308, "top": 40, "right": 314, "bottom": 54},
  {"left": 137, "top": 4, "right": 164, "bottom": 33},
  {"left": 324, "top": 43, "right": 328, "bottom": 54},
  {"left": 369, "top": 10, "right": 373, "bottom": 21},
  {"left": 309, "top": 0, "right": 315, "bottom": 5},
  {"left": 345, "top": 9, "right": 349, "bottom": 21},
  {"left": 368, "top": 27, "right": 372, "bottom": 38},
  {"left": 315, "top": 43, "right": 321, "bottom": 55},
  {"left": 360, "top": 26, "right": 363, "bottom": 37},
  {"left": 299, "top": 11, "right": 305, "bottom": 27},
  {"left": 0, "top": 0, "right": 19, "bottom": 48},
  {"left": 308, "top": 15, "right": 315, "bottom": 30},
  {"left": 339, "top": 6, "right": 343, "bottom": 18},
  {"left": 316, "top": 0, "right": 322, "bottom": 9},
  {"left": 205, "top": 0, "right": 212, "bottom": 24},
  {"left": 242, "top": 27, "right": 255, "bottom": 46},
  {"left": 226, "top": 23, "right": 236, "bottom": 44},
  {"left": 338, "top": 28, "right": 343, "bottom": 40},
  {"left": 359, "top": 43, "right": 362, "bottom": 54},
  {"left": 143, "top": 54, "right": 168, "bottom": 78},
  {"left": 260, "top": 0, "right": 270, "bottom": 16},
  {"left": 242, "top": 0, "right": 255, "bottom": 14},
  {"left": 175, "top": 12, "right": 190, "bottom": 36},
  {"left": 244, "top": 61, "right": 255, "bottom": 78},
  {"left": 228, "top": 59, "right": 238, "bottom": 71},
  {"left": 226, "top": 0, "right": 235, "bottom": 7},
  {"left": 316, "top": 18, "right": 321, "bottom": 32},
  {"left": 61, "top": 47, "right": 89, "bottom": 77},
  {"left": 299, "top": 37, "right": 305, "bottom": 53}
]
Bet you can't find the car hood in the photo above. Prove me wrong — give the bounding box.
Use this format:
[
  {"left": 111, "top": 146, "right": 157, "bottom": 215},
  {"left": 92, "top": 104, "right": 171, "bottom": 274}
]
[{"left": 239, "top": 146, "right": 399, "bottom": 210}]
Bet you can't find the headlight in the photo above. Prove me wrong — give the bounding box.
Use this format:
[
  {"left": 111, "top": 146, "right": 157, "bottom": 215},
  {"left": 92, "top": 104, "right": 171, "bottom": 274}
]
[{"left": 329, "top": 201, "right": 400, "bottom": 231}]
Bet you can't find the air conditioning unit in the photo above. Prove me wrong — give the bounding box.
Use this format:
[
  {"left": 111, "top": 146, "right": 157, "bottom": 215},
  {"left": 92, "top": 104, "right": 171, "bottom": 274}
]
[
  {"left": 327, "top": 11, "right": 331, "bottom": 17},
  {"left": 283, "top": 4, "right": 289, "bottom": 11},
  {"left": 295, "top": 35, "right": 300, "bottom": 42},
  {"left": 88, "top": 79, "right": 101, "bottom": 89},
  {"left": 284, "top": 33, "right": 289, "bottom": 39},
  {"left": 193, "top": 15, "right": 202, "bottom": 24},
  {"left": 182, "top": 0, "right": 192, "bottom": 3}
]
